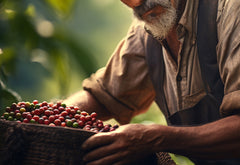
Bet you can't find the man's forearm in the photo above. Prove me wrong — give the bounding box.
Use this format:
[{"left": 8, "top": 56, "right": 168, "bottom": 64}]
[
  {"left": 151, "top": 114, "right": 240, "bottom": 159},
  {"left": 63, "top": 90, "right": 113, "bottom": 121}
]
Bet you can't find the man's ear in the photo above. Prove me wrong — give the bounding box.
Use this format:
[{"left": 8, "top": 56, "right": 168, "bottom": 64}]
[{"left": 120, "top": 0, "right": 144, "bottom": 8}]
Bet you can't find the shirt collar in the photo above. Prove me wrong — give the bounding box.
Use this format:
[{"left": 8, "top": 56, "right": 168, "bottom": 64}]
[{"left": 177, "top": 0, "right": 199, "bottom": 39}]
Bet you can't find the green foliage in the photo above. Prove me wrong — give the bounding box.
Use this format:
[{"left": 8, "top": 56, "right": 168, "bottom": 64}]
[
  {"left": 45, "top": 0, "right": 75, "bottom": 17},
  {"left": 0, "top": 79, "right": 21, "bottom": 115},
  {"left": 0, "top": 0, "right": 97, "bottom": 109},
  {"left": 170, "top": 154, "right": 195, "bottom": 165}
]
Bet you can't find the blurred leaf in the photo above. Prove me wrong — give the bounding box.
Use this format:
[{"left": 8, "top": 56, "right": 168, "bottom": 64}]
[
  {"left": 44, "top": 0, "right": 75, "bottom": 16},
  {"left": 4, "top": 9, "right": 16, "bottom": 19},
  {"left": 25, "top": 4, "right": 36, "bottom": 17},
  {"left": 50, "top": 50, "right": 70, "bottom": 97},
  {"left": 0, "top": 47, "right": 16, "bottom": 76},
  {"left": 170, "top": 154, "right": 194, "bottom": 165},
  {"left": 0, "top": 80, "right": 21, "bottom": 115},
  {"left": 31, "top": 48, "right": 50, "bottom": 70},
  {"left": 0, "top": 0, "right": 99, "bottom": 102},
  {"left": 0, "top": 0, "right": 8, "bottom": 12},
  {"left": 54, "top": 30, "right": 97, "bottom": 76}
]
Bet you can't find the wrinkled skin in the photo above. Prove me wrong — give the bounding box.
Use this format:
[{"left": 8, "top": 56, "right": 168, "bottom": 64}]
[
  {"left": 81, "top": 124, "right": 164, "bottom": 165},
  {"left": 81, "top": 115, "right": 240, "bottom": 164}
]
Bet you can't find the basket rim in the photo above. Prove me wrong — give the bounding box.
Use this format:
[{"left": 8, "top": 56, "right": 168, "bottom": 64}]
[{"left": 0, "top": 119, "right": 96, "bottom": 135}]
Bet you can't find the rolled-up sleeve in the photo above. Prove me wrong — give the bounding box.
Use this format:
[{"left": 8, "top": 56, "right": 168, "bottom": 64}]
[
  {"left": 83, "top": 22, "right": 155, "bottom": 124},
  {"left": 217, "top": 0, "right": 240, "bottom": 116}
]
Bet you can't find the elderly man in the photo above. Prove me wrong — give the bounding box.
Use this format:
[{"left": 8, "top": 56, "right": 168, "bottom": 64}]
[{"left": 64, "top": 0, "right": 240, "bottom": 164}]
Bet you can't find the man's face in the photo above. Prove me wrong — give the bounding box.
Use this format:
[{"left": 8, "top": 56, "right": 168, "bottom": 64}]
[{"left": 134, "top": 0, "right": 178, "bottom": 39}]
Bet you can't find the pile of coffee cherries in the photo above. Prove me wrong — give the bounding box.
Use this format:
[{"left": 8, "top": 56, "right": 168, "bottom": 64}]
[{"left": 0, "top": 100, "right": 119, "bottom": 133}]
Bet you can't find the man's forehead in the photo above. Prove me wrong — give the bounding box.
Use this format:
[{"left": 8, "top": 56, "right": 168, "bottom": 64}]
[
  {"left": 121, "top": 0, "right": 174, "bottom": 8},
  {"left": 146, "top": 0, "right": 172, "bottom": 7},
  {"left": 120, "top": 0, "right": 143, "bottom": 8}
]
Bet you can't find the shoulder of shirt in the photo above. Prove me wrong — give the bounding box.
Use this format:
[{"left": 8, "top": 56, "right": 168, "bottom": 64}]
[
  {"left": 218, "top": 0, "right": 240, "bottom": 12},
  {"left": 127, "top": 19, "right": 147, "bottom": 37},
  {"left": 217, "top": 0, "right": 240, "bottom": 27}
]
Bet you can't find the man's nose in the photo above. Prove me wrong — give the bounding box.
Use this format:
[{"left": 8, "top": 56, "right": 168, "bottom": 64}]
[{"left": 120, "top": 0, "right": 144, "bottom": 8}]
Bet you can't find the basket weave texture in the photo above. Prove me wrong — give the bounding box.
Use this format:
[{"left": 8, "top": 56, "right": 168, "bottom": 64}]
[
  {"left": 0, "top": 119, "right": 176, "bottom": 165},
  {"left": 0, "top": 119, "right": 95, "bottom": 165}
]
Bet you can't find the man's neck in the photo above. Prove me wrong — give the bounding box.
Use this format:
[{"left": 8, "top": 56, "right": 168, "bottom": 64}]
[
  {"left": 174, "top": 0, "right": 187, "bottom": 22},
  {"left": 164, "top": 0, "right": 186, "bottom": 62},
  {"left": 165, "top": 26, "right": 180, "bottom": 63}
]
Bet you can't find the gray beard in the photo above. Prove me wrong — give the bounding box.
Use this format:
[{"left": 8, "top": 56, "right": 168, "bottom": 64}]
[
  {"left": 134, "top": 0, "right": 177, "bottom": 39},
  {"left": 144, "top": 6, "right": 177, "bottom": 39}
]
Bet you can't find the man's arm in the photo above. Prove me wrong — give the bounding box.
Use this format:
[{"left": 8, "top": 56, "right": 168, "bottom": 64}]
[
  {"left": 63, "top": 90, "right": 113, "bottom": 121},
  {"left": 156, "top": 114, "right": 240, "bottom": 159},
  {"left": 82, "top": 114, "right": 240, "bottom": 164}
]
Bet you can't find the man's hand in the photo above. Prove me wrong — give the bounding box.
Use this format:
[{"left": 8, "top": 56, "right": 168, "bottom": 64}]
[
  {"left": 81, "top": 114, "right": 240, "bottom": 164},
  {"left": 81, "top": 124, "right": 164, "bottom": 165}
]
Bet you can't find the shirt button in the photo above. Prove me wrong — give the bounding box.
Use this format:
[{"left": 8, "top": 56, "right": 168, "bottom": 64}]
[
  {"left": 192, "top": 39, "right": 196, "bottom": 45},
  {"left": 176, "top": 75, "right": 182, "bottom": 81}
]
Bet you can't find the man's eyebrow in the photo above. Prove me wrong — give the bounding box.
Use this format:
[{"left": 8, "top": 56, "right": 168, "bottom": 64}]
[{"left": 134, "top": 0, "right": 171, "bottom": 20}]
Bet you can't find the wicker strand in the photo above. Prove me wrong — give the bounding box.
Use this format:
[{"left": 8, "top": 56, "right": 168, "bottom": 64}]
[
  {"left": 0, "top": 120, "right": 176, "bottom": 165},
  {"left": 0, "top": 121, "right": 26, "bottom": 165}
]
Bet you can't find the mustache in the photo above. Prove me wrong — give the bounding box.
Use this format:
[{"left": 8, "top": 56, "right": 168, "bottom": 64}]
[
  {"left": 144, "top": 5, "right": 177, "bottom": 39},
  {"left": 134, "top": 0, "right": 172, "bottom": 20}
]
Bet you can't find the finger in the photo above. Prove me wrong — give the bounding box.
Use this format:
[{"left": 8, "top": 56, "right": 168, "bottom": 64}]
[
  {"left": 120, "top": 0, "right": 145, "bottom": 8},
  {"left": 85, "top": 150, "right": 128, "bottom": 165},
  {"left": 81, "top": 132, "right": 114, "bottom": 151},
  {"left": 83, "top": 142, "right": 124, "bottom": 162}
]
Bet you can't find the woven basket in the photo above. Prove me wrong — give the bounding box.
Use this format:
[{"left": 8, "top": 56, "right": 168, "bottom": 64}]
[
  {"left": 0, "top": 119, "right": 95, "bottom": 165},
  {"left": 0, "top": 119, "right": 176, "bottom": 165}
]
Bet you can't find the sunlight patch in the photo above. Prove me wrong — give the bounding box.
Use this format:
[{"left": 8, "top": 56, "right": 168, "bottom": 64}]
[{"left": 36, "top": 20, "right": 54, "bottom": 38}]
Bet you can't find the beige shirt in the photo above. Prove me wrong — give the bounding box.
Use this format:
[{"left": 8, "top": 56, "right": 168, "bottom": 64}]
[{"left": 83, "top": 0, "right": 240, "bottom": 124}]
